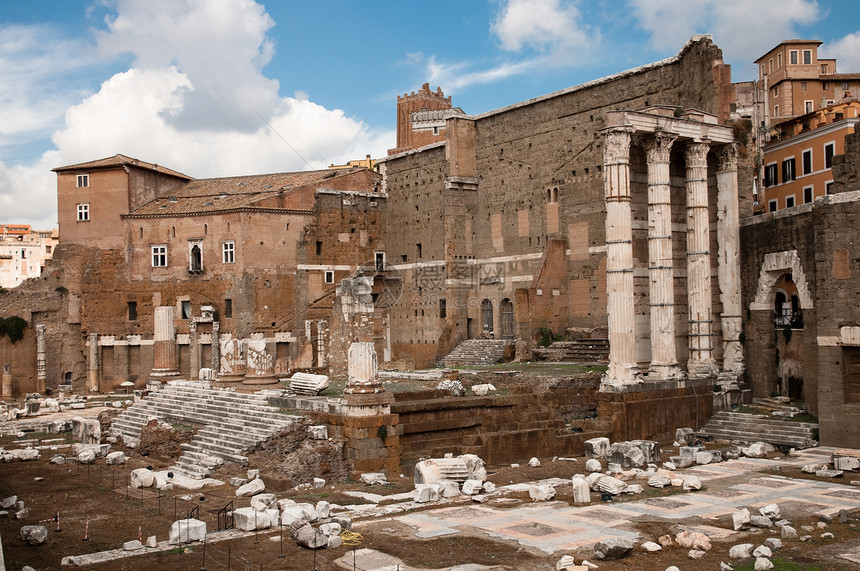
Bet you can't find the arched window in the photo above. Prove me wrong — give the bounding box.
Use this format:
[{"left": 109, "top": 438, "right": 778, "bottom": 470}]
[
  {"left": 500, "top": 298, "right": 514, "bottom": 338},
  {"left": 480, "top": 299, "right": 494, "bottom": 333}
]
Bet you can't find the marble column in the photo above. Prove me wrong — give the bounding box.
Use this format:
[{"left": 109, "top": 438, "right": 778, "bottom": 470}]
[
  {"left": 602, "top": 127, "right": 639, "bottom": 385},
  {"left": 716, "top": 144, "right": 744, "bottom": 376},
  {"left": 189, "top": 322, "right": 199, "bottom": 380},
  {"left": 685, "top": 141, "right": 718, "bottom": 376},
  {"left": 35, "top": 324, "right": 46, "bottom": 393},
  {"left": 643, "top": 133, "right": 682, "bottom": 379},
  {"left": 1, "top": 364, "right": 11, "bottom": 397},
  {"left": 87, "top": 332, "right": 100, "bottom": 392},
  {"left": 210, "top": 321, "right": 220, "bottom": 374},
  {"left": 150, "top": 306, "right": 180, "bottom": 380}
]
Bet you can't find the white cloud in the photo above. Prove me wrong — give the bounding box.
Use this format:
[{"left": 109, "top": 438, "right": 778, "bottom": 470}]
[
  {"left": 0, "top": 1, "right": 394, "bottom": 229},
  {"left": 416, "top": 0, "right": 599, "bottom": 94},
  {"left": 629, "top": 0, "right": 822, "bottom": 68},
  {"left": 820, "top": 32, "right": 860, "bottom": 73}
]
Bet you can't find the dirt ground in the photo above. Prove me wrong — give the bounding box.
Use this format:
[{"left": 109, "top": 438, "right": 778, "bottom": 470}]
[{"left": 2, "top": 429, "right": 860, "bottom": 571}]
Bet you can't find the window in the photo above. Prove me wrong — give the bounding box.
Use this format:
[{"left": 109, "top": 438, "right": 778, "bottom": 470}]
[
  {"left": 777, "top": 53, "right": 782, "bottom": 68},
  {"left": 826, "top": 181, "right": 835, "bottom": 194},
  {"left": 222, "top": 241, "right": 235, "bottom": 264},
  {"left": 800, "top": 81, "right": 807, "bottom": 91},
  {"left": 324, "top": 270, "right": 334, "bottom": 284},
  {"left": 432, "top": 126, "right": 439, "bottom": 135},
  {"left": 802, "top": 149, "right": 813, "bottom": 175},
  {"left": 768, "top": 199, "right": 778, "bottom": 212},
  {"left": 803, "top": 186, "right": 814, "bottom": 203},
  {"left": 785, "top": 195, "right": 795, "bottom": 208},
  {"left": 416, "top": 243, "right": 422, "bottom": 258},
  {"left": 789, "top": 50, "right": 798, "bottom": 65},
  {"left": 45, "top": 245, "right": 51, "bottom": 254},
  {"left": 127, "top": 301, "right": 137, "bottom": 321},
  {"left": 760, "top": 64, "right": 766, "bottom": 78},
  {"left": 782, "top": 158, "right": 795, "bottom": 182},
  {"left": 769, "top": 58, "right": 773, "bottom": 73},
  {"left": 375, "top": 251, "right": 385, "bottom": 271},
  {"left": 764, "top": 163, "right": 778, "bottom": 187},
  {"left": 315, "top": 241, "right": 322, "bottom": 256},
  {"left": 824, "top": 142, "right": 835, "bottom": 169},
  {"left": 189, "top": 241, "right": 202, "bottom": 272},
  {"left": 803, "top": 50, "right": 812, "bottom": 65},
  {"left": 439, "top": 298, "right": 447, "bottom": 319},
  {"left": 805, "top": 100, "right": 814, "bottom": 113},
  {"left": 823, "top": 81, "right": 830, "bottom": 90},
  {"left": 76, "top": 203, "right": 89, "bottom": 221},
  {"left": 842, "top": 81, "right": 849, "bottom": 91},
  {"left": 151, "top": 245, "right": 167, "bottom": 267},
  {"left": 224, "top": 298, "right": 232, "bottom": 318},
  {"left": 774, "top": 105, "right": 779, "bottom": 117},
  {"left": 772, "top": 85, "right": 778, "bottom": 97},
  {"left": 821, "top": 63, "right": 829, "bottom": 73},
  {"left": 76, "top": 174, "right": 89, "bottom": 187},
  {"left": 181, "top": 300, "right": 191, "bottom": 319}
]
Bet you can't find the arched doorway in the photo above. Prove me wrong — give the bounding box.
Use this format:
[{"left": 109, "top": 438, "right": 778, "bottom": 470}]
[
  {"left": 500, "top": 298, "right": 514, "bottom": 338},
  {"left": 480, "top": 299, "right": 494, "bottom": 335}
]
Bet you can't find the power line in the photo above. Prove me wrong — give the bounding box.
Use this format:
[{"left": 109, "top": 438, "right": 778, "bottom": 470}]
[{"left": 253, "top": 110, "right": 315, "bottom": 170}]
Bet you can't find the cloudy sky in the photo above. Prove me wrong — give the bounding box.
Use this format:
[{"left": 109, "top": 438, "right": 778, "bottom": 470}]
[{"left": 1, "top": 0, "right": 857, "bottom": 229}]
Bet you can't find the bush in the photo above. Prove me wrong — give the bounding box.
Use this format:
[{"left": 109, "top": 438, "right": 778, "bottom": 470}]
[{"left": 0, "top": 316, "right": 28, "bottom": 344}]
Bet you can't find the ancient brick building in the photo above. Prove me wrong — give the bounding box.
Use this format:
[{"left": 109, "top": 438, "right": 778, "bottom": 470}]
[
  {"left": 741, "top": 121, "right": 860, "bottom": 447},
  {"left": 374, "top": 35, "right": 748, "bottom": 385}
]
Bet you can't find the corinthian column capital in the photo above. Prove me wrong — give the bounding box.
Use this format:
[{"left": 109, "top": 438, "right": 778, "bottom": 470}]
[
  {"left": 643, "top": 132, "right": 677, "bottom": 164},
  {"left": 685, "top": 141, "right": 710, "bottom": 167},
  {"left": 603, "top": 128, "right": 634, "bottom": 165},
  {"left": 717, "top": 143, "right": 738, "bottom": 172}
]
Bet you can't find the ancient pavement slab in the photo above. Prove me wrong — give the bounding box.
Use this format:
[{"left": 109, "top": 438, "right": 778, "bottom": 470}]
[{"left": 333, "top": 547, "right": 500, "bottom": 571}]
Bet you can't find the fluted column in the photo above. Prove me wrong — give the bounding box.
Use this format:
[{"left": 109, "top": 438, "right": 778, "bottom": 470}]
[
  {"left": 716, "top": 144, "right": 744, "bottom": 376},
  {"left": 602, "top": 127, "right": 639, "bottom": 385},
  {"left": 35, "top": 324, "right": 47, "bottom": 393},
  {"left": 685, "top": 141, "right": 718, "bottom": 376},
  {"left": 2, "top": 364, "right": 11, "bottom": 397},
  {"left": 643, "top": 133, "right": 682, "bottom": 379},
  {"left": 150, "top": 306, "right": 180, "bottom": 379},
  {"left": 87, "top": 332, "right": 100, "bottom": 392},
  {"left": 344, "top": 342, "right": 383, "bottom": 394}
]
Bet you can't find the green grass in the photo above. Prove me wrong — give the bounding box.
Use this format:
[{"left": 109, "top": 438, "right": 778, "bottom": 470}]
[{"left": 731, "top": 557, "right": 821, "bottom": 571}]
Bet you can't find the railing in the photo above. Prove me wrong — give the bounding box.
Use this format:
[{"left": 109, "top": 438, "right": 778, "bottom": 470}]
[{"left": 217, "top": 501, "right": 234, "bottom": 531}]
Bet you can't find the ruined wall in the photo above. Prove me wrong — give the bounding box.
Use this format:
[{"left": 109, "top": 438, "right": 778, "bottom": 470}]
[{"left": 381, "top": 36, "right": 746, "bottom": 366}]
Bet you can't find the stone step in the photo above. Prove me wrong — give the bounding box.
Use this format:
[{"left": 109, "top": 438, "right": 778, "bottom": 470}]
[
  {"left": 441, "top": 340, "right": 510, "bottom": 367},
  {"left": 700, "top": 410, "right": 817, "bottom": 448}
]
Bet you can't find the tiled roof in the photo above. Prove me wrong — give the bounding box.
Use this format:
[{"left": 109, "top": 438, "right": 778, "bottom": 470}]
[
  {"left": 52, "top": 154, "right": 192, "bottom": 179},
  {"left": 125, "top": 167, "right": 367, "bottom": 217}
]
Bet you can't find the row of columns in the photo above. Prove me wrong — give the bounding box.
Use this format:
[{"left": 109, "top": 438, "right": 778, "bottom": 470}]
[{"left": 603, "top": 127, "right": 742, "bottom": 386}]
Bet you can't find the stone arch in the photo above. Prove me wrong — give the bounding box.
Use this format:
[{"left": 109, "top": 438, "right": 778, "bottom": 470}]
[
  {"left": 500, "top": 298, "right": 514, "bottom": 338},
  {"left": 750, "top": 250, "right": 813, "bottom": 311},
  {"left": 480, "top": 298, "right": 494, "bottom": 334}
]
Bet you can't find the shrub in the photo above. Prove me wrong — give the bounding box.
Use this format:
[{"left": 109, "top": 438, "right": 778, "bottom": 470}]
[{"left": 0, "top": 316, "right": 28, "bottom": 344}]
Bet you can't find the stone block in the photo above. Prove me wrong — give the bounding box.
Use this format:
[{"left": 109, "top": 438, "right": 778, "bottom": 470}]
[
  {"left": 106, "top": 451, "right": 126, "bottom": 465},
  {"left": 316, "top": 500, "right": 331, "bottom": 519},
  {"left": 123, "top": 540, "right": 143, "bottom": 551},
  {"left": 19, "top": 525, "right": 48, "bottom": 545},
  {"left": 631, "top": 440, "right": 660, "bottom": 463},
  {"left": 585, "top": 458, "right": 602, "bottom": 473},
  {"left": 359, "top": 472, "right": 387, "bottom": 485},
  {"left": 236, "top": 479, "right": 265, "bottom": 497},
  {"left": 71, "top": 416, "right": 101, "bottom": 444},
  {"left": 146, "top": 535, "right": 157, "bottom": 547},
  {"left": 529, "top": 484, "right": 556, "bottom": 501},
  {"left": 281, "top": 503, "right": 318, "bottom": 525},
  {"left": 729, "top": 543, "right": 754, "bottom": 558},
  {"left": 250, "top": 493, "right": 277, "bottom": 511},
  {"left": 130, "top": 468, "right": 154, "bottom": 489},
  {"left": 169, "top": 519, "right": 206, "bottom": 544},
  {"left": 834, "top": 457, "right": 860, "bottom": 471},
  {"left": 294, "top": 524, "right": 328, "bottom": 549},
  {"left": 234, "top": 507, "right": 271, "bottom": 531},
  {"left": 585, "top": 437, "right": 610, "bottom": 459},
  {"left": 307, "top": 425, "right": 328, "bottom": 440},
  {"left": 593, "top": 537, "right": 633, "bottom": 560},
  {"left": 572, "top": 476, "right": 590, "bottom": 504}
]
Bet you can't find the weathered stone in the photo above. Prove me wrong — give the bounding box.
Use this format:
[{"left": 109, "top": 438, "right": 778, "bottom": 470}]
[
  {"left": 593, "top": 537, "right": 633, "bottom": 560},
  {"left": 229, "top": 477, "right": 248, "bottom": 486},
  {"left": 528, "top": 457, "right": 541, "bottom": 468},
  {"left": 596, "top": 476, "right": 627, "bottom": 496},
  {"left": 289, "top": 372, "right": 329, "bottom": 396},
  {"left": 313, "top": 477, "right": 326, "bottom": 489},
  {"left": 608, "top": 441, "right": 646, "bottom": 468},
  {"left": 236, "top": 479, "right": 265, "bottom": 497},
  {"left": 281, "top": 503, "right": 318, "bottom": 525},
  {"left": 77, "top": 449, "right": 96, "bottom": 464},
  {"left": 295, "top": 524, "right": 328, "bottom": 549},
  {"left": 105, "top": 451, "right": 126, "bottom": 465},
  {"left": 802, "top": 463, "right": 826, "bottom": 473},
  {"left": 71, "top": 416, "right": 101, "bottom": 444},
  {"left": 631, "top": 440, "right": 661, "bottom": 463},
  {"left": 440, "top": 480, "right": 460, "bottom": 498},
  {"left": 471, "top": 383, "right": 496, "bottom": 396},
  {"left": 414, "top": 484, "right": 437, "bottom": 503},
  {"left": 585, "top": 459, "right": 602, "bottom": 473},
  {"left": 624, "top": 484, "right": 644, "bottom": 494},
  {"left": 675, "top": 427, "right": 694, "bottom": 444},
  {"left": 688, "top": 549, "right": 706, "bottom": 559},
  {"left": 123, "top": 540, "right": 143, "bottom": 550},
  {"left": 461, "top": 479, "right": 483, "bottom": 495},
  {"left": 247, "top": 468, "right": 260, "bottom": 480},
  {"left": 729, "top": 543, "right": 754, "bottom": 558},
  {"left": 146, "top": 535, "right": 157, "bottom": 548},
  {"left": 682, "top": 475, "right": 702, "bottom": 491},
  {"left": 755, "top": 557, "right": 774, "bottom": 570},
  {"left": 742, "top": 442, "right": 774, "bottom": 458},
  {"left": 571, "top": 476, "right": 590, "bottom": 504},
  {"left": 15, "top": 507, "right": 30, "bottom": 519},
  {"left": 316, "top": 500, "right": 331, "bottom": 519},
  {"left": 130, "top": 468, "right": 154, "bottom": 489},
  {"left": 648, "top": 475, "right": 671, "bottom": 488},
  {"left": 234, "top": 507, "right": 272, "bottom": 531},
  {"left": 529, "top": 484, "right": 556, "bottom": 501},
  {"left": 556, "top": 555, "right": 575, "bottom": 569},
  {"left": 0, "top": 496, "right": 16, "bottom": 509},
  {"left": 781, "top": 525, "right": 798, "bottom": 539},
  {"left": 327, "top": 534, "right": 343, "bottom": 549},
  {"left": 816, "top": 469, "right": 844, "bottom": 478},
  {"left": 19, "top": 525, "right": 48, "bottom": 545},
  {"left": 319, "top": 522, "right": 342, "bottom": 536},
  {"left": 360, "top": 472, "right": 387, "bottom": 485},
  {"left": 584, "top": 437, "right": 610, "bottom": 459},
  {"left": 753, "top": 545, "right": 773, "bottom": 558},
  {"left": 833, "top": 456, "right": 860, "bottom": 471},
  {"left": 759, "top": 504, "right": 780, "bottom": 519},
  {"left": 733, "top": 508, "right": 751, "bottom": 530},
  {"left": 675, "top": 531, "right": 711, "bottom": 551},
  {"left": 482, "top": 481, "right": 496, "bottom": 493},
  {"left": 250, "top": 493, "right": 277, "bottom": 511},
  {"left": 586, "top": 473, "right": 605, "bottom": 491},
  {"left": 750, "top": 515, "right": 773, "bottom": 528},
  {"left": 641, "top": 541, "right": 662, "bottom": 552},
  {"left": 49, "top": 455, "right": 66, "bottom": 465},
  {"left": 764, "top": 538, "right": 782, "bottom": 551},
  {"left": 168, "top": 519, "right": 206, "bottom": 544},
  {"left": 307, "top": 425, "right": 328, "bottom": 440}
]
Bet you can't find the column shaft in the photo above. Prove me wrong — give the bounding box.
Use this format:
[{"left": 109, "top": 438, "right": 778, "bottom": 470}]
[
  {"left": 644, "top": 134, "right": 681, "bottom": 379},
  {"left": 35, "top": 324, "right": 46, "bottom": 393},
  {"left": 87, "top": 333, "right": 99, "bottom": 392},
  {"left": 717, "top": 144, "right": 744, "bottom": 376},
  {"left": 685, "top": 142, "right": 718, "bottom": 376},
  {"left": 603, "top": 128, "right": 639, "bottom": 385}
]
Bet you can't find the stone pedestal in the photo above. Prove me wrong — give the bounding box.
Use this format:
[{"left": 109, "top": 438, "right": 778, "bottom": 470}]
[
  {"left": 149, "top": 307, "right": 180, "bottom": 381},
  {"left": 343, "top": 342, "right": 393, "bottom": 414},
  {"left": 243, "top": 338, "right": 277, "bottom": 385},
  {"left": 217, "top": 337, "right": 245, "bottom": 384},
  {"left": 35, "top": 324, "right": 46, "bottom": 394}
]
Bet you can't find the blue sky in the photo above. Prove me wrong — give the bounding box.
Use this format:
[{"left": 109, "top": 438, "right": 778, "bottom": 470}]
[{"left": 1, "top": 0, "right": 858, "bottom": 229}]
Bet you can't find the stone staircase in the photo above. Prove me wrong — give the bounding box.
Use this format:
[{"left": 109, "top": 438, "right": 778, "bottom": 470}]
[
  {"left": 533, "top": 339, "right": 610, "bottom": 362},
  {"left": 109, "top": 383, "right": 302, "bottom": 479},
  {"left": 441, "top": 339, "right": 509, "bottom": 367},
  {"left": 699, "top": 410, "right": 818, "bottom": 449}
]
